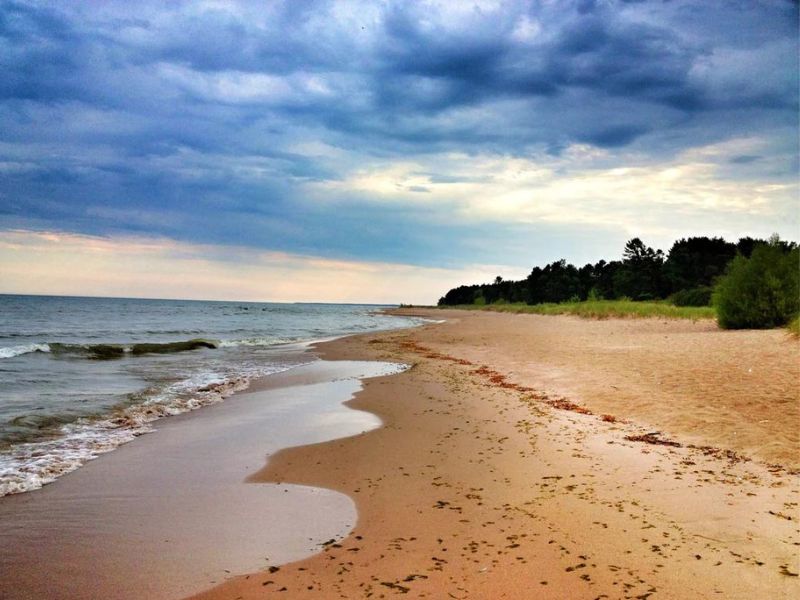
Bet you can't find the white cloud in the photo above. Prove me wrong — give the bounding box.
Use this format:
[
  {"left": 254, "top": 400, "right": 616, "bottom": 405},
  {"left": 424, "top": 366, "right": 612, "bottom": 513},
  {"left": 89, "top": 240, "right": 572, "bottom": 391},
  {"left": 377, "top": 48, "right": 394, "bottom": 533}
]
[{"left": 308, "top": 137, "right": 798, "bottom": 242}]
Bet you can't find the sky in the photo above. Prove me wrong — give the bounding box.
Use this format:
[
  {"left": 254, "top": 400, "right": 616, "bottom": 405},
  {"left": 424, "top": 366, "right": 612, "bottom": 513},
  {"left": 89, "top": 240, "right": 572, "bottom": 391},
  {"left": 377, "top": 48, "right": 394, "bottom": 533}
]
[{"left": 0, "top": 0, "right": 797, "bottom": 303}]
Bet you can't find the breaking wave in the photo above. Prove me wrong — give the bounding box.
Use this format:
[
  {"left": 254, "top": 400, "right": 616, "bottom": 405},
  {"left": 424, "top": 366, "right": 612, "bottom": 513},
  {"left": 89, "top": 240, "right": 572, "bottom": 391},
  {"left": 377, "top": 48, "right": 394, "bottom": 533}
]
[
  {"left": 0, "top": 364, "right": 299, "bottom": 496},
  {"left": 0, "top": 344, "right": 51, "bottom": 359},
  {"left": 0, "top": 337, "right": 299, "bottom": 361}
]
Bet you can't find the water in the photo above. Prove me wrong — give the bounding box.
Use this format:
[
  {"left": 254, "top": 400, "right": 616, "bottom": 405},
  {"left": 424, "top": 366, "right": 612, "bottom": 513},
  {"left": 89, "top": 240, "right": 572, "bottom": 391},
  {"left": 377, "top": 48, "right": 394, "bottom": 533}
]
[{"left": 0, "top": 294, "right": 424, "bottom": 496}]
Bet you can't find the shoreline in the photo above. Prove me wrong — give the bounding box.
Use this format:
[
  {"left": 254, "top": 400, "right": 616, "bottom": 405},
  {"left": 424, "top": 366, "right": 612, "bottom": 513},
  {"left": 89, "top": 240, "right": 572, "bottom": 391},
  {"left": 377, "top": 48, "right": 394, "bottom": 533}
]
[
  {"left": 0, "top": 357, "right": 408, "bottom": 600},
  {"left": 193, "top": 308, "right": 799, "bottom": 599},
  {"left": 0, "top": 302, "right": 429, "bottom": 499}
]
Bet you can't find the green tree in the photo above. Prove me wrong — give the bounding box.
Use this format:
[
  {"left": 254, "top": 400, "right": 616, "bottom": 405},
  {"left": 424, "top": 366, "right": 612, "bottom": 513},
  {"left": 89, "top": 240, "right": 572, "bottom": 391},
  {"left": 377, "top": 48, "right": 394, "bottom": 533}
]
[
  {"left": 663, "top": 236, "right": 737, "bottom": 293},
  {"left": 614, "top": 238, "right": 665, "bottom": 300},
  {"left": 541, "top": 260, "right": 582, "bottom": 303}
]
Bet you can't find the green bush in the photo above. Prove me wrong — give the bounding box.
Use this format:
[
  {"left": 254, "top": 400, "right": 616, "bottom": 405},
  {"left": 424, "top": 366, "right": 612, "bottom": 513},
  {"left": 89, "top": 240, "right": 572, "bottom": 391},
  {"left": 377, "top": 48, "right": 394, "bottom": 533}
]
[
  {"left": 713, "top": 241, "right": 799, "bottom": 329},
  {"left": 669, "top": 286, "right": 713, "bottom": 307}
]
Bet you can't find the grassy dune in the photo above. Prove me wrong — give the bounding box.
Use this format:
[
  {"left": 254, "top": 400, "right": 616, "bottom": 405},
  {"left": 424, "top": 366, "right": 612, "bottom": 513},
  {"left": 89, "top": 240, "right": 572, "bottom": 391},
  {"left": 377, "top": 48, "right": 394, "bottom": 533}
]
[
  {"left": 446, "top": 300, "right": 717, "bottom": 321},
  {"left": 432, "top": 300, "right": 797, "bottom": 331},
  {"left": 788, "top": 316, "right": 800, "bottom": 337}
]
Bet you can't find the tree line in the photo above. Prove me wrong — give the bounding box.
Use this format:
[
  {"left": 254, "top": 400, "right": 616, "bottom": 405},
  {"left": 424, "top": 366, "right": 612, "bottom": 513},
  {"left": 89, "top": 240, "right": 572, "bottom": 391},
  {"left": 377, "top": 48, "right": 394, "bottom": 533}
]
[{"left": 438, "top": 236, "right": 797, "bottom": 308}]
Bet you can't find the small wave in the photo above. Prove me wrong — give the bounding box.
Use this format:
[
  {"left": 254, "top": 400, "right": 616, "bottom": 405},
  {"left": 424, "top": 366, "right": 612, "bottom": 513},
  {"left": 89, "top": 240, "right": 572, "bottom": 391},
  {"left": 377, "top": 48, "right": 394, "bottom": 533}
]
[
  {"left": 47, "top": 339, "right": 219, "bottom": 360},
  {"left": 8, "top": 412, "right": 79, "bottom": 432},
  {"left": 129, "top": 339, "right": 217, "bottom": 355},
  {"left": 49, "top": 342, "right": 127, "bottom": 359},
  {"left": 0, "top": 343, "right": 51, "bottom": 359},
  {"left": 139, "top": 329, "right": 203, "bottom": 335},
  {"left": 0, "top": 338, "right": 295, "bottom": 360},
  {"left": 0, "top": 426, "right": 140, "bottom": 496},
  {"left": 0, "top": 363, "right": 299, "bottom": 496},
  {"left": 218, "top": 337, "right": 294, "bottom": 348}
]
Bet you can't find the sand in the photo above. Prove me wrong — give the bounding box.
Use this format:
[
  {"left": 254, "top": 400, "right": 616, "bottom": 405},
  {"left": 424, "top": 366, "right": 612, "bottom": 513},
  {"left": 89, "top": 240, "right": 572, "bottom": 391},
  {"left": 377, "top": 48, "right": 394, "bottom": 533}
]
[{"left": 191, "top": 309, "right": 800, "bottom": 600}]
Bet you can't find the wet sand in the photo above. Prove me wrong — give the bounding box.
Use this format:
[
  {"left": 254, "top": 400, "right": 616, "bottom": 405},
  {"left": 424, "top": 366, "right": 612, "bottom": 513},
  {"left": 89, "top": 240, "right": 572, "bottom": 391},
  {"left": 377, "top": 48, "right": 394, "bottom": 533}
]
[
  {"left": 193, "top": 309, "right": 800, "bottom": 599},
  {"left": 0, "top": 360, "right": 403, "bottom": 600}
]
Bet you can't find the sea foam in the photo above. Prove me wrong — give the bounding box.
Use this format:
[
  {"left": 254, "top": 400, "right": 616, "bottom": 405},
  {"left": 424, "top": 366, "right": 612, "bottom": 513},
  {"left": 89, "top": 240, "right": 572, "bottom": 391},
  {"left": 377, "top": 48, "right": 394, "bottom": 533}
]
[
  {"left": 0, "top": 363, "right": 299, "bottom": 496},
  {"left": 0, "top": 343, "right": 51, "bottom": 359}
]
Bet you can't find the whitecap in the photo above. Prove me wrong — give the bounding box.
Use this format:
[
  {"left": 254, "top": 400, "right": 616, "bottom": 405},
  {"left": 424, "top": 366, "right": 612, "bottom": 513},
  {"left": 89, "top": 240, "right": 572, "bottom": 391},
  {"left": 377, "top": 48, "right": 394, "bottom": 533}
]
[{"left": 0, "top": 343, "right": 50, "bottom": 359}]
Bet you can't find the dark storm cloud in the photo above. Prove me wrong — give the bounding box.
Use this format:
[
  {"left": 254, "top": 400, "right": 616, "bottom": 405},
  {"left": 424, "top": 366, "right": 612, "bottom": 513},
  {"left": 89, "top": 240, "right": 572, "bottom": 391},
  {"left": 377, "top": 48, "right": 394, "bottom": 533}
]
[{"left": 0, "top": 0, "right": 797, "bottom": 267}]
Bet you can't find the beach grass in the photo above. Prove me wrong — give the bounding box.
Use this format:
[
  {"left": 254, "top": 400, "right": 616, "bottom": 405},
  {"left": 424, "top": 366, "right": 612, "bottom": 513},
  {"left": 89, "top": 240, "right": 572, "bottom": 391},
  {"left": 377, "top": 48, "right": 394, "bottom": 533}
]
[
  {"left": 444, "top": 299, "right": 717, "bottom": 321},
  {"left": 787, "top": 316, "right": 800, "bottom": 337}
]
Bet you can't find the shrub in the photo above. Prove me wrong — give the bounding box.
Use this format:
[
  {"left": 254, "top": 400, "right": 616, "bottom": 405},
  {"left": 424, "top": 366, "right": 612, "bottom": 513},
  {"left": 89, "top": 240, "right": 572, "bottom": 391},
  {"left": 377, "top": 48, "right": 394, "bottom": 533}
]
[
  {"left": 713, "top": 241, "right": 799, "bottom": 329},
  {"left": 669, "top": 286, "right": 713, "bottom": 307}
]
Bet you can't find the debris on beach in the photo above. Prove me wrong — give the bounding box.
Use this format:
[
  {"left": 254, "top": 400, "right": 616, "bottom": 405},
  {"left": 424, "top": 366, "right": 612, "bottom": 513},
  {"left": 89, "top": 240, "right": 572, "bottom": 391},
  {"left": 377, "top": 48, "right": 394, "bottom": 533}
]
[
  {"left": 546, "top": 397, "right": 593, "bottom": 415},
  {"left": 624, "top": 432, "right": 682, "bottom": 447},
  {"left": 601, "top": 414, "right": 627, "bottom": 423},
  {"left": 687, "top": 444, "right": 750, "bottom": 465},
  {"left": 380, "top": 581, "right": 411, "bottom": 593}
]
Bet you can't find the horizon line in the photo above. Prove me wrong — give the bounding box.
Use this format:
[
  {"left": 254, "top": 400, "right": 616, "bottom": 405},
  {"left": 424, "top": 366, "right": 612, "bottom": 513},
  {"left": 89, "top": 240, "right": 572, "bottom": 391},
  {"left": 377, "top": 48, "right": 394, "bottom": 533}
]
[{"left": 0, "top": 292, "right": 405, "bottom": 307}]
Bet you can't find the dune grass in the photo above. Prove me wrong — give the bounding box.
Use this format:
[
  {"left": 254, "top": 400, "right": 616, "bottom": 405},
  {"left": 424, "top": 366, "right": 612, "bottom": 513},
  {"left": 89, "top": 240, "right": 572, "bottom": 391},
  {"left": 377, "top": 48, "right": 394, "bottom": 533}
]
[
  {"left": 445, "top": 299, "right": 717, "bottom": 321},
  {"left": 787, "top": 316, "right": 800, "bottom": 337}
]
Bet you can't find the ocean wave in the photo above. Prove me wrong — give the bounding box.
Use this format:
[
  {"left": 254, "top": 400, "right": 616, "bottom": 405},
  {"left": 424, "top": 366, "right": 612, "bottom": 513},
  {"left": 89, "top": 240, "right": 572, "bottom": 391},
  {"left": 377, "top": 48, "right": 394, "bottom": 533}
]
[
  {"left": 217, "top": 337, "right": 295, "bottom": 348},
  {"left": 52, "top": 339, "right": 219, "bottom": 359},
  {"left": 0, "top": 343, "right": 51, "bottom": 359},
  {"left": 0, "top": 364, "right": 299, "bottom": 496},
  {"left": 0, "top": 339, "right": 223, "bottom": 360},
  {"left": 8, "top": 412, "right": 80, "bottom": 433},
  {"left": 0, "top": 337, "right": 301, "bottom": 361}
]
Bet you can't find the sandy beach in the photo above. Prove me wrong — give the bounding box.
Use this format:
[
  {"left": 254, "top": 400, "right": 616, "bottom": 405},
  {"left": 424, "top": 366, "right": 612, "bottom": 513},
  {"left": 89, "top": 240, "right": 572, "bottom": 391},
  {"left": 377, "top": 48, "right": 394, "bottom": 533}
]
[
  {"left": 192, "top": 308, "right": 799, "bottom": 599},
  {"left": 6, "top": 3, "right": 797, "bottom": 598},
  {"left": 2, "top": 309, "right": 798, "bottom": 599}
]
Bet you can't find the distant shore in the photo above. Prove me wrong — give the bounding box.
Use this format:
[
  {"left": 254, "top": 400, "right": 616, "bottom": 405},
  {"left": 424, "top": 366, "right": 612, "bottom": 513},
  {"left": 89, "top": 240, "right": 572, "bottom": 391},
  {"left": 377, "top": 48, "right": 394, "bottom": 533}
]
[{"left": 194, "top": 308, "right": 800, "bottom": 599}]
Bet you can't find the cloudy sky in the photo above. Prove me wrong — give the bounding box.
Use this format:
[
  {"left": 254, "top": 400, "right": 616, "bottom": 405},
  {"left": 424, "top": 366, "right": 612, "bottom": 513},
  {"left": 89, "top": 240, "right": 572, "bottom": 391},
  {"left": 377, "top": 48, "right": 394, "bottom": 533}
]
[{"left": 1, "top": 0, "right": 797, "bottom": 303}]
